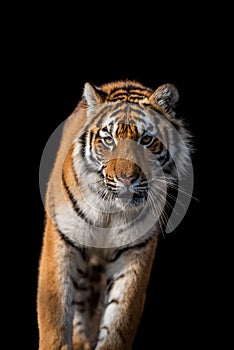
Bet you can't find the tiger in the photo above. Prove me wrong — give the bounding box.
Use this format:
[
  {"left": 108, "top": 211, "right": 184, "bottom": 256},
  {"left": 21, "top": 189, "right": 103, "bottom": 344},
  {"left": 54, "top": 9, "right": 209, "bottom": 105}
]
[{"left": 37, "top": 79, "right": 192, "bottom": 350}]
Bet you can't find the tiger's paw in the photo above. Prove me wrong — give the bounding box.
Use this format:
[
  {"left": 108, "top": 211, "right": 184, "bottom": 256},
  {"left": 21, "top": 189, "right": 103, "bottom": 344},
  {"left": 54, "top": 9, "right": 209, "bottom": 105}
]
[{"left": 73, "top": 333, "right": 91, "bottom": 350}]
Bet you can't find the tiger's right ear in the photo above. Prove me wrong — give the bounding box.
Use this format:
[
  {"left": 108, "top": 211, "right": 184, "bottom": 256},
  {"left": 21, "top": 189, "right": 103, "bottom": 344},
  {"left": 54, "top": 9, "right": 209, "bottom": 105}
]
[
  {"left": 149, "top": 83, "right": 179, "bottom": 117},
  {"left": 83, "top": 82, "right": 106, "bottom": 116}
]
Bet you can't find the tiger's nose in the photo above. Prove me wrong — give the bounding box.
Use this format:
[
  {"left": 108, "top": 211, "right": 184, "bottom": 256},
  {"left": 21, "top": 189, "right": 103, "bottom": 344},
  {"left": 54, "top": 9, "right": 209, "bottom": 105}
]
[{"left": 116, "top": 174, "right": 139, "bottom": 186}]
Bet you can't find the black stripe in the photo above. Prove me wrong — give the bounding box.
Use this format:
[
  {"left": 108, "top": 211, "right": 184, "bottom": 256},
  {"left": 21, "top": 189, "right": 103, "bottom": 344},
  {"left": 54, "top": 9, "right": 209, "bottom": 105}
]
[
  {"left": 100, "top": 325, "right": 109, "bottom": 333},
  {"left": 77, "top": 268, "right": 87, "bottom": 276},
  {"left": 79, "top": 105, "right": 113, "bottom": 137},
  {"left": 110, "top": 95, "right": 127, "bottom": 101},
  {"left": 89, "top": 131, "right": 101, "bottom": 163},
  {"left": 106, "top": 299, "right": 119, "bottom": 306},
  {"left": 163, "top": 167, "right": 172, "bottom": 175},
  {"left": 159, "top": 149, "right": 170, "bottom": 166},
  {"left": 108, "top": 237, "right": 153, "bottom": 263},
  {"left": 72, "top": 301, "right": 85, "bottom": 306},
  {"left": 107, "top": 105, "right": 129, "bottom": 120},
  {"left": 48, "top": 184, "right": 87, "bottom": 259},
  {"left": 89, "top": 130, "right": 94, "bottom": 153},
  {"left": 79, "top": 132, "right": 87, "bottom": 159},
  {"left": 94, "top": 105, "right": 115, "bottom": 127},
  {"left": 106, "top": 273, "right": 125, "bottom": 294},
  {"left": 110, "top": 93, "right": 147, "bottom": 100},
  {"left": 71, "top": 277, "right": 79, "bottom": 290},
  {"left": 71, "top": 277, "right": 88, "bottom": 291},
  {"left": 62, "top": 171, "right": 93, "bottom": 225},
  {"left": 108, "top": 85, "right": 151, "bottom": 95},
  {"left": 106, "top": 279, "right": 114, "bottom": 294},
  {"left": 128, "top": 103, "right": 146, "bottom": 113},
  {"left": 149, "top": 138, "right": 163, "bottom": 154},
  {"left": 54, "top": 220, "right": 87, "bottom": 260},
  {"left": 129, "top": 91, "right": 149, "bottom": 96}
]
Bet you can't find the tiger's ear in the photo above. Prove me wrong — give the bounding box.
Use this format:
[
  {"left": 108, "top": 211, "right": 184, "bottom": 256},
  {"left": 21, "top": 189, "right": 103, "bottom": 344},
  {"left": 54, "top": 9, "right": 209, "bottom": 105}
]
[
  {"left": 83, "top": 82, "right": 106, "bottom": 116},
  {"left": 149, "top": 83, "right": 179, "bottom": 116}
]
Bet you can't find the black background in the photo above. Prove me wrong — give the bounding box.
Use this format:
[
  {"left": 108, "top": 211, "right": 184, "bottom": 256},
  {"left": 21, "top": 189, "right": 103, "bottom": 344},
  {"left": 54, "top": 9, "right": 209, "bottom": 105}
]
[{"left": 23, "top": 7, "right": 224, "bottom": 350}]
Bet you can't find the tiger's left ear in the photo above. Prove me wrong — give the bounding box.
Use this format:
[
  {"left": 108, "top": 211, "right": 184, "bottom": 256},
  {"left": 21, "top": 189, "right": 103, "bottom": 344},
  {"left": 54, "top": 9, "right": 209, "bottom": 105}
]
[
  {"left": 83, "top": 82, "right": 106, "bottom": 116},
  {"left": 149, "top": 83, "right": 179, "bottom": 116}
]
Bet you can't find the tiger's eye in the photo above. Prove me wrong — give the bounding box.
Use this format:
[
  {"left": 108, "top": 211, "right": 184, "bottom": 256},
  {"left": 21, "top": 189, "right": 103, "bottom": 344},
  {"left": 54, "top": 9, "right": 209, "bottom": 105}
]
[
  {"left": 140, "top": 135, "right": 154, "bottom": 146},
  {"left": 103, "top": 136, "right": 114, "bottom": 146}
]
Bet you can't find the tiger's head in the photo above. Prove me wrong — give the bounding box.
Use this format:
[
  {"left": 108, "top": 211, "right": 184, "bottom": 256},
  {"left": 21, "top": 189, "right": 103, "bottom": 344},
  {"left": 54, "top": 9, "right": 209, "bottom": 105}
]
[{"left": 72, "top": 80, "right": 191, "bottom": 216}]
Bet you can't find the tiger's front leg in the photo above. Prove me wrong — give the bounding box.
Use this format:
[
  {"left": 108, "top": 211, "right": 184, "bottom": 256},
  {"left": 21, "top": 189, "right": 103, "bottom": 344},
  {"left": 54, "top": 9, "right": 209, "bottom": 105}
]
[
  {"left": 95, "top": 235, "right": 158, "bottom": 350},
  {"left": 37, "top": 220, "right": 89, "bottom": 350}
]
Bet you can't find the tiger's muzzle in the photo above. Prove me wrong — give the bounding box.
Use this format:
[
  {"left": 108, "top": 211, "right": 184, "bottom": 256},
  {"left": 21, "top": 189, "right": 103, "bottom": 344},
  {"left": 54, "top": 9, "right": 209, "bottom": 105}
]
[{"left": 104, "top": 158, "right": 148, "bottom": 205}]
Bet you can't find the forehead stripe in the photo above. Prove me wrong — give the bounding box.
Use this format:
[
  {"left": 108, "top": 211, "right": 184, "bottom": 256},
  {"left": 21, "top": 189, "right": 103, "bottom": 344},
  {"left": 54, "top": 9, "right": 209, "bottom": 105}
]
[
  {"left": 92, "top": 105, "right": 114, "bottom": 127},
  {"left": 115, "top": 124, "right": 139, "bottom": 139}
]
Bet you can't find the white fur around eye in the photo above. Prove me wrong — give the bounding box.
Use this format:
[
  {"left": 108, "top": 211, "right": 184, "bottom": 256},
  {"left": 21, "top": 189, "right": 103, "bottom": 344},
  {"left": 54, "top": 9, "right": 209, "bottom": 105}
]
[
  {"left": 99, "top": 128, "right": 115, "bottom": 147},
  {"left": 140, "top": 134, "right": 154, "bottom": 146},
  {"left": 102, "top": 136, "right": 115, "bottom": 147}
]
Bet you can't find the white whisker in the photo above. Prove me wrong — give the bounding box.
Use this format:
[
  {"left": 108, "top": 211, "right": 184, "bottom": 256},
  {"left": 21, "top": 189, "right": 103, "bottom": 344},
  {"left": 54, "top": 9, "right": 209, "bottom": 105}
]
[
  {"left": 148, "top": 180, "right": 185, "bottom": 223},
  {"left": 147, "top": 191, "right": 166, "bottom": 237},
  {"left": 155, "top": 177, "right": 199, "bottom": 202}
]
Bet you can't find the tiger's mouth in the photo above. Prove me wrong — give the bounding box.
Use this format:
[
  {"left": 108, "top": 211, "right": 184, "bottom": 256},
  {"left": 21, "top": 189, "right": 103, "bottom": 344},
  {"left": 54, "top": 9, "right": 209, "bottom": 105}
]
[{"left": 114, "top": 188, "right": 148, "bottom": 206}]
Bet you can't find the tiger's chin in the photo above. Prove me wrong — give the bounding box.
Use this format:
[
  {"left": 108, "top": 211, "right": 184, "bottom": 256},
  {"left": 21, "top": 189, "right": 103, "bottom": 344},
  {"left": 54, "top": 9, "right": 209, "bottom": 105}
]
[{"left": 114, "top": 190, "right": 148, "bottom": 209}]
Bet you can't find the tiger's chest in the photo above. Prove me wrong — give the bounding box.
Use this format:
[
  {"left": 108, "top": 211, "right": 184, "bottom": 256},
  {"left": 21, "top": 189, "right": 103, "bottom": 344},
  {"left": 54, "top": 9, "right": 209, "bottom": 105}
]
[{"left": 54, "top": 200, "right": 157, "bottom": 249}]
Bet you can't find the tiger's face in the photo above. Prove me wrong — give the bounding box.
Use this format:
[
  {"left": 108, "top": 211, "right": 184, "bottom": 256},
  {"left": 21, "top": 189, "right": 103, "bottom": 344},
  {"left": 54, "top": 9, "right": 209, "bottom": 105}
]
[
  {"left": 71, "top": 80, "right": 191, "bottom": 220},
  {"left": 74, "top": 107, "right": 187, "bottom": 217},
  {"left": 90, "top": 105, "right": 171, "bottom": 209}
]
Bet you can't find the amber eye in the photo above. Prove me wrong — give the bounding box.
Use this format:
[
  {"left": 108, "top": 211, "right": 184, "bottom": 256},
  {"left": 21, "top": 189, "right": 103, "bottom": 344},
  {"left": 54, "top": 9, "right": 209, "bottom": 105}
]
[
  {"left": 103, "top": 136, "right": 114, "bottom": 147},
  {"left": 140, "top": 134, "right": 154, "bottom": 146}
]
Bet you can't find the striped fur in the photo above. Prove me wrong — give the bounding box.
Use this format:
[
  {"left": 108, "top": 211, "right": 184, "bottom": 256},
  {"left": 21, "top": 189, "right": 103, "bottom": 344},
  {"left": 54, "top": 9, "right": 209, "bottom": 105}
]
[{"left": 37, "top": 80, "right": 191, "bottom": 349}]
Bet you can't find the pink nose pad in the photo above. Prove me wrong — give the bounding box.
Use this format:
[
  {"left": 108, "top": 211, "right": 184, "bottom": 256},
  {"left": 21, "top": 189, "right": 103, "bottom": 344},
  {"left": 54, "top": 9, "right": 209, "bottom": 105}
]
[{"left": 117, "top": 175, "right": 138, "bottom": 186}]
